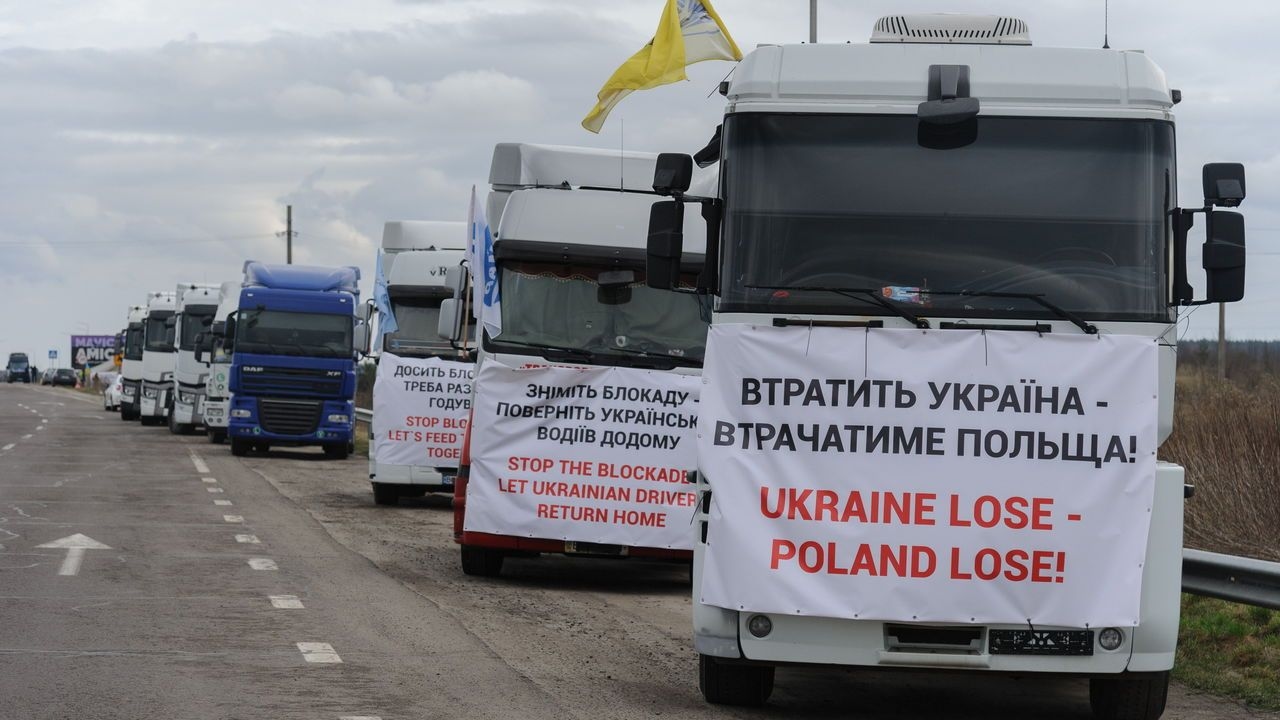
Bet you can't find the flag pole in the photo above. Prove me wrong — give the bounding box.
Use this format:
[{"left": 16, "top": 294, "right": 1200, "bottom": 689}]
[{"left": 809, "top": 0, "right": 818, "bottom": 43}]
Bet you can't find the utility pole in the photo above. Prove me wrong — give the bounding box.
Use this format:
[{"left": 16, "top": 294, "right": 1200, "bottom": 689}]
[
  {"left": 809, "top": 0, "right": 818, "bottom": 43},
  {"left": 277, "top": 205, "right": 296, "bottom": 264},
  {"left": 1217, "top": 302, "right": 1226, "bottom": 380}
]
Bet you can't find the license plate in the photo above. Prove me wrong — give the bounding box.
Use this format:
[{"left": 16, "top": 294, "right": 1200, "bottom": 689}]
[
  {"left": 441, "top": 474, "right": 455, "bottom": 486},
  {"left": 989, "top": 629, "right": 1093, "bottom": 656},
  {"left": 564, "top": 541, "right": 628, "bottom": 557}
]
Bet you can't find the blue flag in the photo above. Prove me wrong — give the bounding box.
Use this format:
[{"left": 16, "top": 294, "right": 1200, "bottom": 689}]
[{"left": 373, "top": 250, "right": 396, "bottom": 348}]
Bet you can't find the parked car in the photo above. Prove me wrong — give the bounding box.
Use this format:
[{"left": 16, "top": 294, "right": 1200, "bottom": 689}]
[
  {"left": 50, "top": 368, "right": 78, "bottom": 387},
  {"left": 39, "top": 368, "right": 56, "bottom": 385},
  {"left": 104, "top": 375, "right": 124, "bottom": 410}
]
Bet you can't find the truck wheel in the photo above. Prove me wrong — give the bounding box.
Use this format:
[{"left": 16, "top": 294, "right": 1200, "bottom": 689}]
[
  {"left": 323, "top": 444, "right": 349, "bottom": 460},
  {"left": 208, "top": 429, "right": 226, "bottom": 444},
  {"left": 698, "top": 654, "right": 774, "bottom": 707},
  {"left": 140, "top": 416, "right": 160, "bottom": 427},
  {"left": 1090, "top": 671, "right": 1169, "bottom": 720},
  {"left": 168, "top": 413, "right": 191, "bottom": 435},
  {"left": 371, "top": 483, "right": 400, "bottom": 506},
  {"left": 460, "top": 545, "right": 504, "bottom": 577},
  {"left": 230, "top": 438, "right": 250, "bottom": 457}
]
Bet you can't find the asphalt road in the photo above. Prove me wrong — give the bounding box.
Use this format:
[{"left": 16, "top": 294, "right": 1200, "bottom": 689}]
[{"left": 0, "top": 383, "right": 1273, "bottom": 720}]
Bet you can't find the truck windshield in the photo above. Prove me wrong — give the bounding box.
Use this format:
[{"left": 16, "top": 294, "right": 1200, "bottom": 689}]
[
  {"left": 125, "top": 323, "right": 145, "bottom": 361},
  {"left": 179, "top": 306, "right": 217, "bottom": 352},
  {"left": 8, "top": 357, "right": 28, "bottom": 371},
  {"left": 720, "top": 114, "right": 1174, "bottom": 322},
  {"left": 236, "top": 310, "right": 352, "bottom": 359},
  {"left": 490, "top": 260, "right": 707, "bottom": 365},
  {"left": 145, "top": 311, "right": 175, "bottom": 353},
  {"left": 386, "top": 296, "right": 457, "bottom": 356}
]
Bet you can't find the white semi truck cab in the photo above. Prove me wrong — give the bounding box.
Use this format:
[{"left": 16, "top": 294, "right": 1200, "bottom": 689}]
[
  {"left": 643, "top": 15, "right": 1247, "bottom": 719},
  {"left": 368, "top": 221, "right": 468, "bottom": 505},
  {"left": 199, "top": 281, "right": 241, "bottom": 444},
  {"left": 139, "top": 290, "right": 177, "bottom": 426},
  {"left": 445, "top": 143, "right": 711, "bottom": 576},
  {"left": 170, "top": 283, "right": 220, "bottom": 434},
  {"left": 119, "top": 305, "right": 147, "bottom": 421}
]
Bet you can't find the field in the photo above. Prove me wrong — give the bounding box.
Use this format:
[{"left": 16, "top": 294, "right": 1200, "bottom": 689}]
[{"left": 1163, "top": 343, "right": 1280, "bottom": 709}]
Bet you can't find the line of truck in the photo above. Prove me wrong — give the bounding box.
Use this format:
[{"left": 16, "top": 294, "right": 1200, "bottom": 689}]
[{"left": 100, "top": 14, "right": 1252, "bottom": 720}]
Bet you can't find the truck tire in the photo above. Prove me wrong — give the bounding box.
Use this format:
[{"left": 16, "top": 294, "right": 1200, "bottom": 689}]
[
  {"left": 460, "top": 545, "right": 504, "bottom": 577},
  {"left": 168, "top": 412, "right": 192, "bottom": 435},
  {"left": 140, "top": 415, "right": 162, "bottom": 427},
  {"left": 230, "top": 438, "right": 250, "bottom": 457},
  {"left": 208, "top": 429, "right": 226, "bottom": 444},
  {"left": 1090, "top": 671, "right": 1169, "bottom": 720},
  {"left": 698, "top": 654, "right": 774, "bottom": 707},
  {"left": 323, "top": 444, "right": 349, "bottom": 460},
  {"left": 371, "top": 483, "right": 400, "bottom": 506}
]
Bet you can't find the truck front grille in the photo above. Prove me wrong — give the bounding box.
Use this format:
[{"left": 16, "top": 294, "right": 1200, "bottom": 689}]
[
  {"left": 258, "top": 398, "right": 322, "bottom": 436},
  {"left": 241, "top": 366, "right": 343, "bottom": 396}
]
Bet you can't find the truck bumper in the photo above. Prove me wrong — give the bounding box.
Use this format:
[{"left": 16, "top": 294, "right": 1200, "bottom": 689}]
[
  {"left": 369, "top": 461, "right": 457, "bottom": 490},
  {"left": 202, "top": 399, "right": 229, "bottom": 429},
  {"left": 139, "top": 382, "right": 169, "bottom": 417},
  {"left": 228, "top": 396, "right": 354, "bottom": 447}
]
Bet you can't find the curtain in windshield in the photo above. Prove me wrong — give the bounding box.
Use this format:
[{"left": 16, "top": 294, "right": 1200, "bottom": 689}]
[
  {"left": 496, "top": 261, "right": 706, "bottom": 363},
  {"left": 385, "top": 298, "right": 456, "bottom": 355},
  {"left": 721, "top": 114, "right": 1174, "bottom": 321},
  {"left": 237, "top": 310, "right": 352, "bottom": 358},
  {"left": 145, "top": 312, "right": 175, "bottom": 353}
]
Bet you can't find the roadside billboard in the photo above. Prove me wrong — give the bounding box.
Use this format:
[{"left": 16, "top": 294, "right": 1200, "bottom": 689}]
[{"left": 70, "top": 335, "right": 117, "bottom": 370}]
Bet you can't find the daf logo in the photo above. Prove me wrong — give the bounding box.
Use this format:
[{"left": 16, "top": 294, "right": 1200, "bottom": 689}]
[
  {"left": 325, "top": 370, "right": 342, "bottom": 378},
  {"left": 243, "top": 366, "right": 264, "bottom": 372}
]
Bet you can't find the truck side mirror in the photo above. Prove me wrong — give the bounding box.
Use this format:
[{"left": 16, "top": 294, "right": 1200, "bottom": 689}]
[
  {"left": 1204, "top": 163, "right": 1246, "bottom": 208},
  {"left": 437, "top": 298, "right": 462, "bottom": 342},
  {"left": 647, "top": 200, "right": 685, "bottom": 290},
  {"left": 165, "top": 316, "right": 176, "bottom": 328},
  {"left": 653, "top": 153, "right": 693, "bottom": 196},
  {"left": 210, "top": 320, "right": 226, "bottom": 337},
  {"left": 194, "top": 332, "right": 208, "bottom": 363},
  {"left": 1203, "top": 211, "right": 1246, "bottom": 303},
  {"left": 354, "top": 302, "right": 372, "bottom": 355},
  {"left": 223, "top": 315, "right": 237, "bottom": 353}
]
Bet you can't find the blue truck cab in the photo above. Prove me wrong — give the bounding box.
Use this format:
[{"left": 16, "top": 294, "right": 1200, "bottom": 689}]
[{"left": 225, "top": 262, "right": 363, "bottom": 459}]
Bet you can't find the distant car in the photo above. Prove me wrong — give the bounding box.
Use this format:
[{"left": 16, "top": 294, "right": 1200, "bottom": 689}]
[
  {"left": 50, "top": 368, "right": 77, "bottom": 387},
  {"left": 104, "top": 375, "right": 124, "bottom": 410},
  {"left": 40, "top": 368, "right": 56, "bottom": 385}
]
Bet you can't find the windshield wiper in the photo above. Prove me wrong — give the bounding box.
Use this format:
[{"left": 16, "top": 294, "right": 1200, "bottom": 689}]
[
  {"left": 492, "top": 339, "right": 596, "bottom": 362},
  {"left": 748, "top": 285, "right": 930, "bottom": 329},
  {"left": 603, "top": 344, "right": 699, "bottom": 369},
  {"left": 928, "top": 290, "right": 1098, "bottom": 335}
]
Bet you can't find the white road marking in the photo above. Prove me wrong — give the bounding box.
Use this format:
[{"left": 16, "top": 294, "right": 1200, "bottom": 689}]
[
  {"left": 234, "top": 534, "right": 260, "bottom": 544},
  {"left": 296, "top": 642, "right": 342, "bottom": 664},
  {"left": 1, "top": 444, "right": 13, "bottom": 451},
  {"left": 35, "top": 426, "right": 44, "bottom": 432},
  {"left": 39, "top": 418, "right": 46, "bottom": 424},
  {"left": 189, "top": 452, "right": 210, "bottom": 474},
  {"left": 214, "top": 499, "right": 233, "bottom": 506},
  {"left": 35, "top": 534, "right": 112, "bottom": 577},
  {"left": 21, "top": 434, "right": 32, "bottom": 440},
  {"left": 223, "top": 515, "right": 244, "bottom": 523},
  {"left": 206, "top": 488, "right": 223, "bottom": 494},
  {"left": 269, "top": 594, "right": 304, "bottom": 609},
  {"left": 202, "top": 477, "right": 217, "bottom": 483},
  {"left": 339, "top": 716, "right": 382, "bottom": 720},
  {"left": 247, "top": 558, "right": 277, "bottom": 570}
]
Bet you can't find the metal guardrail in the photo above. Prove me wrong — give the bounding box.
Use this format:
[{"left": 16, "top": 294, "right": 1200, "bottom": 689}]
[
  {"left": 1183, "top": 548, "right": 1280, "bottom": 610},
  {"left": 355, "top": 407, "right": 372, "bottom": 423}
]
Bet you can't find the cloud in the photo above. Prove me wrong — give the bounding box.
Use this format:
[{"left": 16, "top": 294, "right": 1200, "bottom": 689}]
[{"left": 0, "top": 0, "right": 1278, "bottom": 360}]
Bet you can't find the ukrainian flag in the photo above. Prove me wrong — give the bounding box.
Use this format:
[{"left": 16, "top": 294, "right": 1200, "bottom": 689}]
[{"left": 583, "top": 0, "right": 742, "bottom": 134}]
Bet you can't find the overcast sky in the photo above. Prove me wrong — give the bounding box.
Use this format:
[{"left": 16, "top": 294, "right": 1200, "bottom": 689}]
[{"left": 1, "top": 0, "right": 1277, "bottom": 364}]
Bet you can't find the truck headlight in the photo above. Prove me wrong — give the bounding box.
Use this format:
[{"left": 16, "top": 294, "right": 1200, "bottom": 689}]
[
  {"left": 231, "top": 409, "right": 252, "bottom": 418},
  {"left": 142, "top": 387, "right": 157, "bottom": 398},
  {"left": 327, "top": 414, "right": 350, "bottom": 424},
  {"left": 1098, "top": 628, "right": 1124, "bottom": 651},
  {"left": 747, "top": 614, "right": 773, "bottom": 638}
]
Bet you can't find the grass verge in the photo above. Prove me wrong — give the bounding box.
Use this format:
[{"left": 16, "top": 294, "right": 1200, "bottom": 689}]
[
  {"left": 354, "top": 420, "right": 370, "bottom": 457},
  {"left": 1176, "top": 594, "right": 1280, "bottom": 710}
]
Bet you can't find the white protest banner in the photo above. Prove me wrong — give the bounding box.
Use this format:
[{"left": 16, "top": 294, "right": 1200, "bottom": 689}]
[
  {"left": 464, "top": 363, "right": 699, "bottom": 550},
  {"left": 698, "top": 326, "right": 1158, "bottom": 628},
  {"left": 372, "top": 353, "right": 473, "bottom": 469}
]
